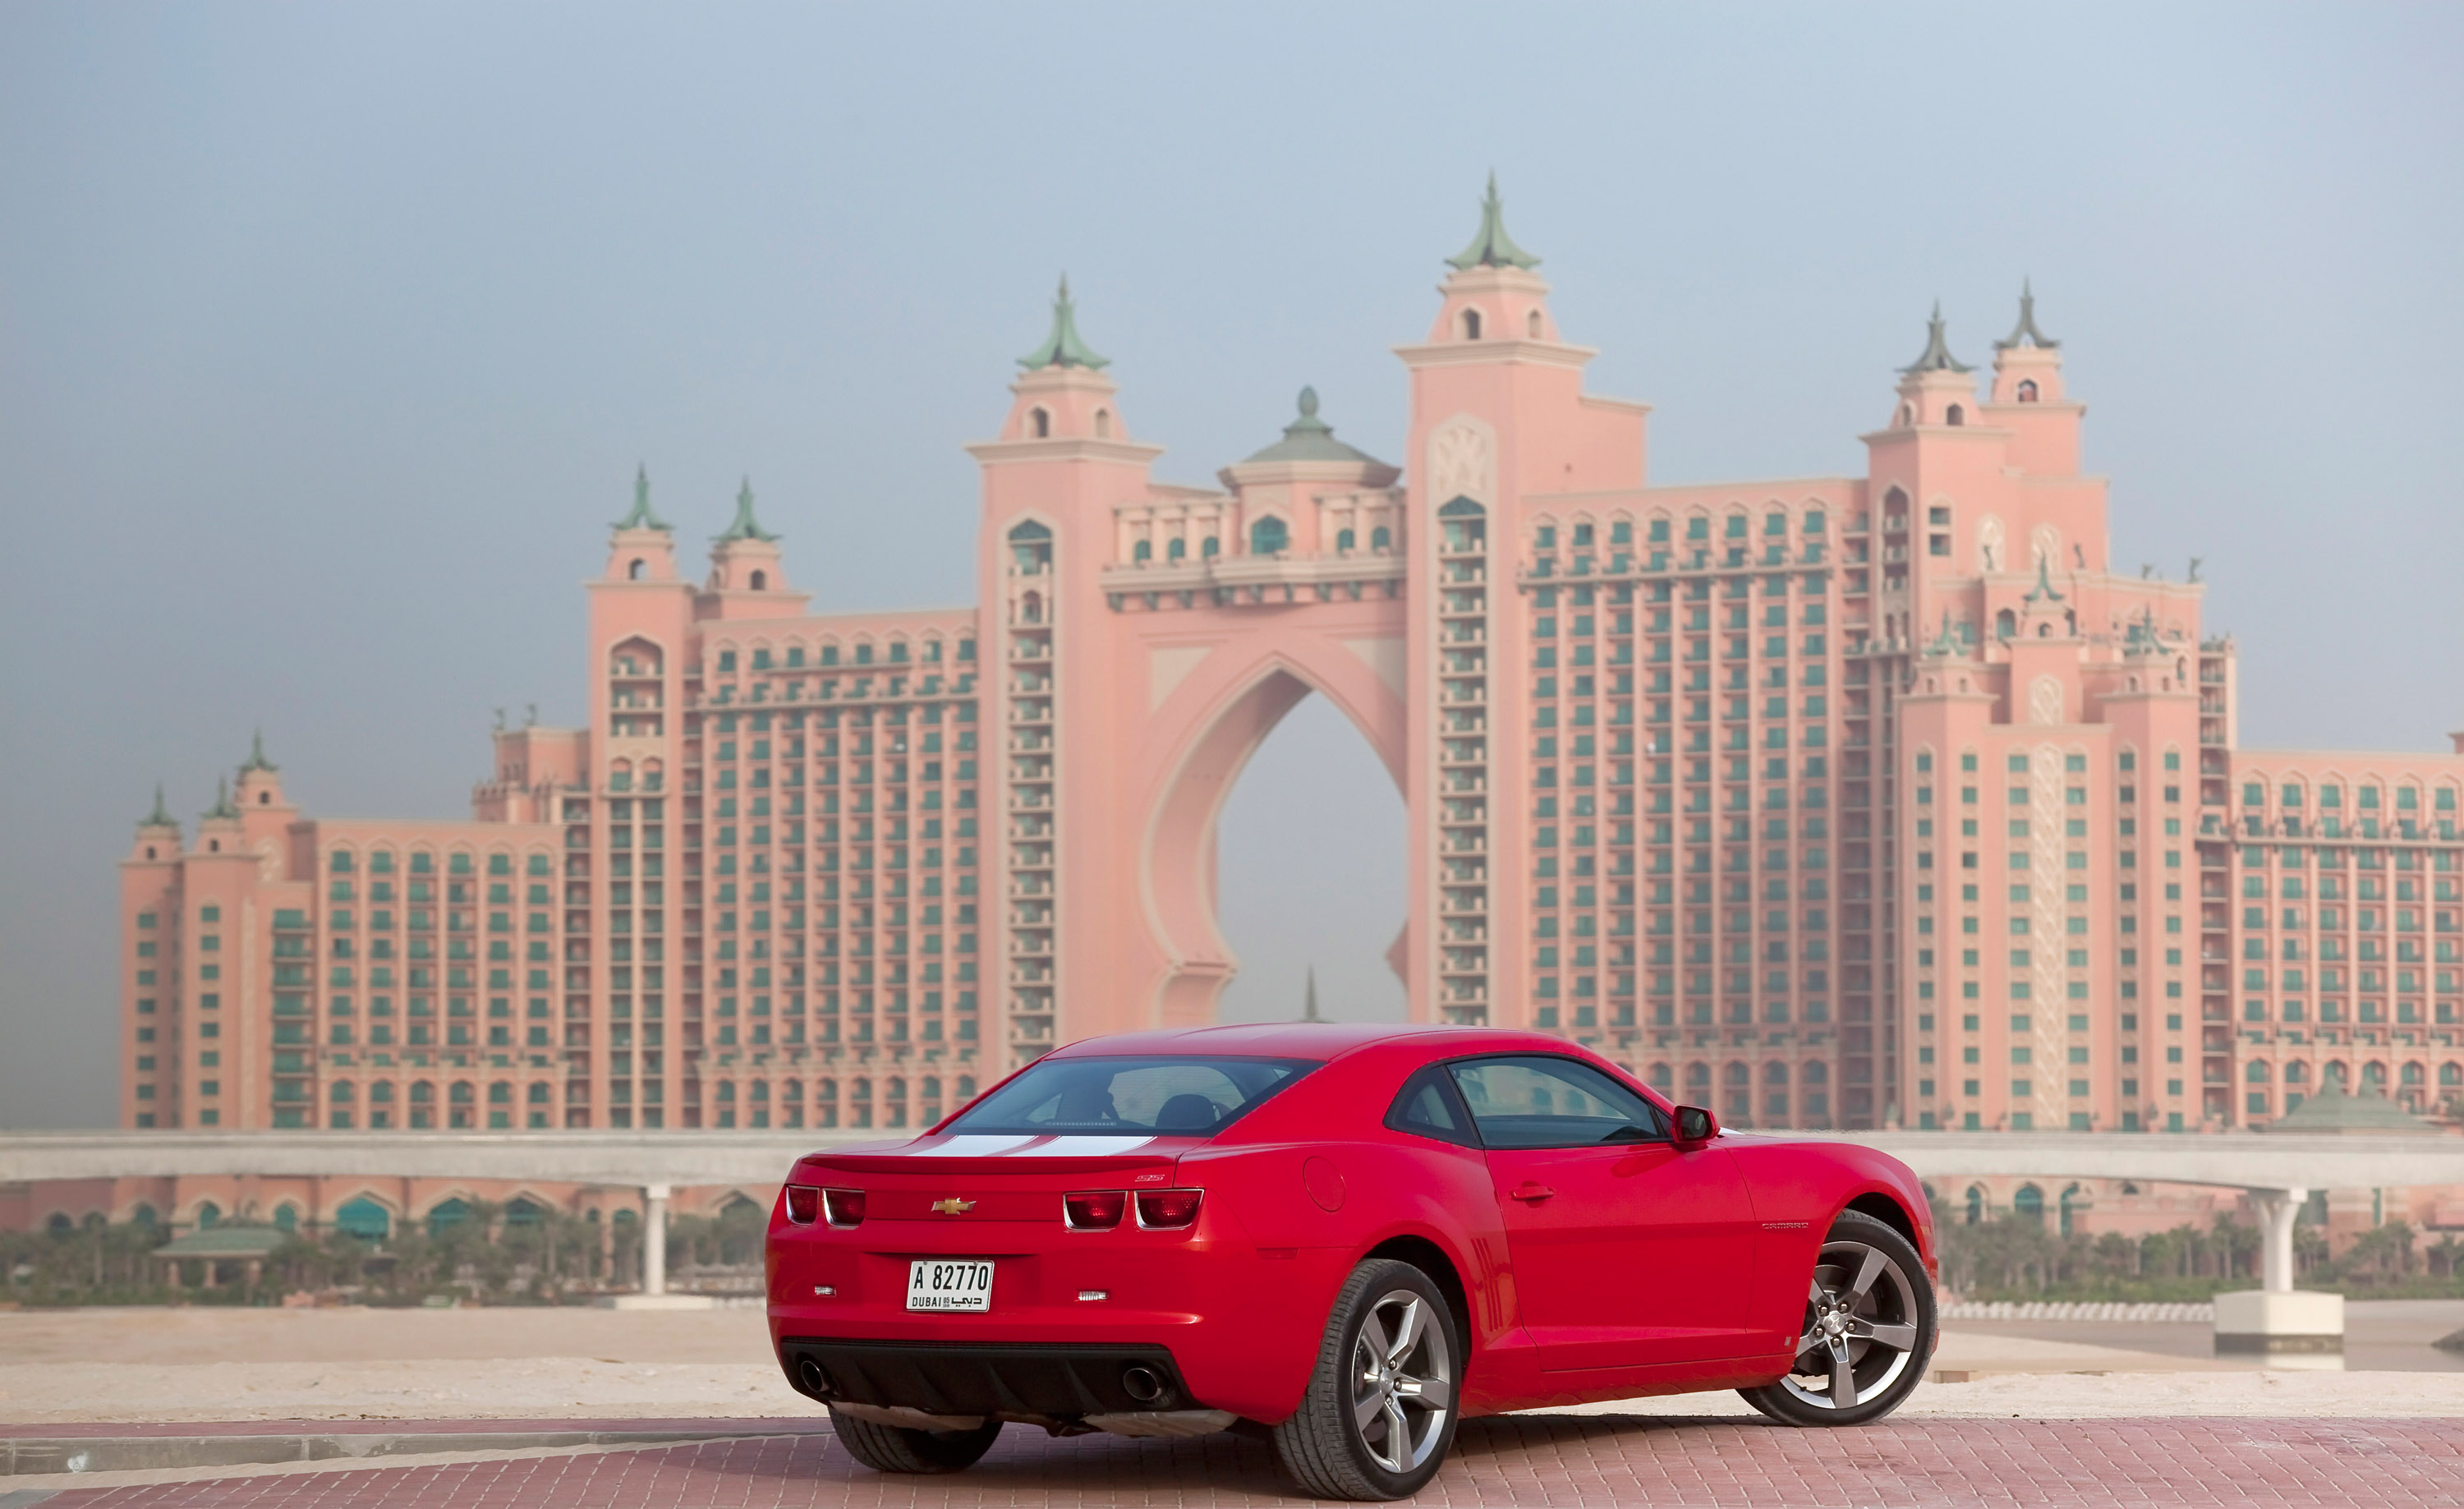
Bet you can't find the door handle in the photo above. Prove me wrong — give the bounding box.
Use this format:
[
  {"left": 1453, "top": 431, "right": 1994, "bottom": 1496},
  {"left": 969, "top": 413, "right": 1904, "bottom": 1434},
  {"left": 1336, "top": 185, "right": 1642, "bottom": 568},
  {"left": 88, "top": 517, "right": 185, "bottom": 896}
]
[{"left": 1510, "top": 1183, "right": 1556, "bottom": 1203}]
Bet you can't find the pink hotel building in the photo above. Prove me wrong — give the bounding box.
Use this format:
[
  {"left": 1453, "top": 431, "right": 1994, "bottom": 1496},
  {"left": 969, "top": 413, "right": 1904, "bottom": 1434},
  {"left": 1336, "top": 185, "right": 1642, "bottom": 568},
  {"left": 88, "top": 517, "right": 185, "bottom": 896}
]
[{"left": 121, "top": 187, "right": 2464, "bottom": 1142}]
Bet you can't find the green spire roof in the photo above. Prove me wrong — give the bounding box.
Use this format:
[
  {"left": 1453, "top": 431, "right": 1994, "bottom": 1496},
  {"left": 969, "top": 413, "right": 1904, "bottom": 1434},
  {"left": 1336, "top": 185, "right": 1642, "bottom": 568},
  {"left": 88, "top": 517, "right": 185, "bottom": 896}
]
[
  {"left": 1995, "top": 279, "right": 2061, "bottom": 351},
  {"left": 203, "top": 776, "right": 238, "bottom": 821},
  {"left": 714, "top": 477, "right": 778, "bottom": 544},
  {"left": 241, "top": 729, "right": 277, "bottom": 774},
  {"left": 1923, "top": 608, "right": 1965, "bottom": 657},
  {"left": 1017, "top": 275, "right": 1110, "bottom": 370},
  {"left": 1446, "top": 173, "right": 1540, "bottom": 271},
  {"left": 1900, "top": 302, "right": 1973, "bottom": 375},
  {"left": 615, "top": 464, "right": 671, "bottom": 531},
  {"left": 1243, "top": 386, "right": 1387, "bottom": 467},
  {"left": 141, "top": 784, "right": 175, "bottom": 830}
]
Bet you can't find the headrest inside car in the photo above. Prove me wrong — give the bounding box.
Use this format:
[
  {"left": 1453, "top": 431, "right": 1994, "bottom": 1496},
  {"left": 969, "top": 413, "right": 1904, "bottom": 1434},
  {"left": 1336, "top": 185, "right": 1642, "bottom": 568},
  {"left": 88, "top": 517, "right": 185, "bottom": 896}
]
[{"left": 1154, "top": 1093, "right": 1222, "bottom": 1131}]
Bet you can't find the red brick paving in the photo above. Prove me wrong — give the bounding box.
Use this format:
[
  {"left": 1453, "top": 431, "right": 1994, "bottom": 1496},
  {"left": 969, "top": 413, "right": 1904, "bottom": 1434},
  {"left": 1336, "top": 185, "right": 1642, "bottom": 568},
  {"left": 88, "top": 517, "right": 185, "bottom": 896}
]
[
  {"left": 0, "top": 1419, "right": 814, "bottom": 1440},
  {"left": 28, "top": 1415, "right": 2464, "bottom": 1507}
]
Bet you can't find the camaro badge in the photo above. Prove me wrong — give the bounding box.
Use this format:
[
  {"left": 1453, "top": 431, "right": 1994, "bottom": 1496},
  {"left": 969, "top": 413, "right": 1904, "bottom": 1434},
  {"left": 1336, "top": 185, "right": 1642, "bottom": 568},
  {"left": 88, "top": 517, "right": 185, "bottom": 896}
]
[{"left": 931, "top": 1197, "right": 976, "bottom": 1215}]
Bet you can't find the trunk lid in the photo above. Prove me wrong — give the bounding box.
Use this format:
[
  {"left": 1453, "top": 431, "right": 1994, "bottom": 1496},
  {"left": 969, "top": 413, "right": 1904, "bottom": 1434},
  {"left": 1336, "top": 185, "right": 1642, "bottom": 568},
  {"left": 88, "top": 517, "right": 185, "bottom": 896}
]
[{"left": 790, "top": 1133, "right": 1204, "bottom": 1211}]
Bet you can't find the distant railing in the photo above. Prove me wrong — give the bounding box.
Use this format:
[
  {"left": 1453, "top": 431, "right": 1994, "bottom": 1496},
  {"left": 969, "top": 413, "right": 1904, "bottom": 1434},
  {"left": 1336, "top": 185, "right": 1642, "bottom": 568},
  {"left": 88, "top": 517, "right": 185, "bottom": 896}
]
[{"left": 1940, "top": 1300, "right": 2213, "bottom": 1323}]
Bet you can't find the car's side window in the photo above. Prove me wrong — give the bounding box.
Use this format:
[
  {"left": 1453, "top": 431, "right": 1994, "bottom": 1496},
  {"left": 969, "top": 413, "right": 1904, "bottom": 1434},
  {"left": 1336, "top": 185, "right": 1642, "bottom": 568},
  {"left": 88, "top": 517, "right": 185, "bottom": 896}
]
[
  {"left": 1446, "top": 1056, "right": 1669, "bottom": 1150},
  {"left": 1384, "top": 1066, "right": 1480, "bottom": 1148}
]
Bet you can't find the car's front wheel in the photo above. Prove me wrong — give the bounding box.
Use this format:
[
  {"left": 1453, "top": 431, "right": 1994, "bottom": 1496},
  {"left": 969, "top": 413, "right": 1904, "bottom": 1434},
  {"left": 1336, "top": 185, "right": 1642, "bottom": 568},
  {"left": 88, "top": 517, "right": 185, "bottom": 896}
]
[
  {"left": 1271, "top": 1257, "right": 1461, "bottom": 1501},
  {"left": 1738, "top": 1209, "right": 1935, "bottom": 1427},
  {"left": 826, "top": 1406, "right": 1003, "bottom": 1474}
]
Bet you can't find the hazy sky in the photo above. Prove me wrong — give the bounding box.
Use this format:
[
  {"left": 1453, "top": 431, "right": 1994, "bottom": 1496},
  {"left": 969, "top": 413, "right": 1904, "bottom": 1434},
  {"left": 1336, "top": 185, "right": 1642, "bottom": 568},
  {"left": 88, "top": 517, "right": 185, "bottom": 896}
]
[{"left": 2, "top": 4, "right": 2458, "bottom": 1127}]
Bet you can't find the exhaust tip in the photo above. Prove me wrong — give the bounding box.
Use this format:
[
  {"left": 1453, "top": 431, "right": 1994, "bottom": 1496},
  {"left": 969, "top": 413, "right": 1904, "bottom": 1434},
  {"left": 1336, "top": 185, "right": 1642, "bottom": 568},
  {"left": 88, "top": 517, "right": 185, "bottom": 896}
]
[
  {"left": 1120, "top": 1364, "right": 1165, "bottom": 1405},
  {"left": 796, "top": 1356, "right": 836, "bottom": 1400}
]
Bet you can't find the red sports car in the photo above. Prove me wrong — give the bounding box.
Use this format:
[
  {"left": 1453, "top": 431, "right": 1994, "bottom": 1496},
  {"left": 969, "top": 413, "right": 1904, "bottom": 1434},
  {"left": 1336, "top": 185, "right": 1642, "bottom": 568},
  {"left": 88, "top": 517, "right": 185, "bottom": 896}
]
[{"left": 766, "top": 1023, "right": 1937, "bottom": 1500}]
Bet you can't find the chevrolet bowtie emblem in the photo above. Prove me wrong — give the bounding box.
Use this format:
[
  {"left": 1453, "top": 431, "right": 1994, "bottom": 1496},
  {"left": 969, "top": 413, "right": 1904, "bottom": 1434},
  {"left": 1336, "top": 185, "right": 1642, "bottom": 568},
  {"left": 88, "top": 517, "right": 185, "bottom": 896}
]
[{"left": 931, "top": 1197, "right": 976, "bottom": 1216}]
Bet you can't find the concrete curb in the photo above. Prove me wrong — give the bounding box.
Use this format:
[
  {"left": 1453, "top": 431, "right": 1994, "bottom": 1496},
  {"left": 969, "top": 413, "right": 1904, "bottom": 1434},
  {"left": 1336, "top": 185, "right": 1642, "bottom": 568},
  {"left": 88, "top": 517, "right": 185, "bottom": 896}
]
[{"left": 0, "top": 1428, "right": 815, "bottom": 1477}]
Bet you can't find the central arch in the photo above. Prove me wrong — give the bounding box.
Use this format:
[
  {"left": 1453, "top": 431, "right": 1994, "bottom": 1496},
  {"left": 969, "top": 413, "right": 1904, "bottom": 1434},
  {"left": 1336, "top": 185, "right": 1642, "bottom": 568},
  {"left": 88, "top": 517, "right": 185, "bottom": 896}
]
[{"left": 1137, "top": 633, "right": 1407, "bottom": 1028}]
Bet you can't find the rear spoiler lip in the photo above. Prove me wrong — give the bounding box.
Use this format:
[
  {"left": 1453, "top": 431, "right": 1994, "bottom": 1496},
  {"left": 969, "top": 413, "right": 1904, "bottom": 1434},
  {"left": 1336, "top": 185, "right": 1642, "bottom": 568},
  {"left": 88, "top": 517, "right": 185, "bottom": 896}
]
[{"left": 792, "top": 1143, "right": 1207, "bottom": 1178}]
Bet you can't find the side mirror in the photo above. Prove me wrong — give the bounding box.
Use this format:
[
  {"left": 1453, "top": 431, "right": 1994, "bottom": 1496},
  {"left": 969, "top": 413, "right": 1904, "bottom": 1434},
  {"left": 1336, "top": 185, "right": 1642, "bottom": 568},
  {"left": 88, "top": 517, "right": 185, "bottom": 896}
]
[{"left": 1673, "top": 1105, "right": 1720, "bottom": 1148}]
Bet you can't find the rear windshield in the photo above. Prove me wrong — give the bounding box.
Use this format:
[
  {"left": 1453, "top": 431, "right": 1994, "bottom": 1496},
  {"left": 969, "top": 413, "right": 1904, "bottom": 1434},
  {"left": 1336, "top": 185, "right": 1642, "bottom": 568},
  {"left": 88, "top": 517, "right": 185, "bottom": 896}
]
[{"left": 946, "top": 1056, "right": 1317, "bottom": 1137}]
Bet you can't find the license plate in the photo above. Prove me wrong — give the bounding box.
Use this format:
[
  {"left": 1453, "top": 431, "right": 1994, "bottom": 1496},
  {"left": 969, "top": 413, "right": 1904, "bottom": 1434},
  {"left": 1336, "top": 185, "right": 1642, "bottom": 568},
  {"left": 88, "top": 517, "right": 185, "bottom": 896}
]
[{"left": 907, "top": 1258, "right": 995, "bottom": 1313}]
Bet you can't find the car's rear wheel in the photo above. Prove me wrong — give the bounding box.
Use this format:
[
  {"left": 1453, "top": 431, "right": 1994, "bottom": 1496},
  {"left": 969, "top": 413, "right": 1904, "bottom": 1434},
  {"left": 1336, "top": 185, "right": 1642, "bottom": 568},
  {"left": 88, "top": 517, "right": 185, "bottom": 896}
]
[
  {"left": 1738, "top": 1209, "right": 1935, "bottom": 1427},
  {"left": 826, "top": 1406, "right": 1003, "bottom": 1474},
  {"left": 1271, "top": 1257, "right": 1460, "bottom": 1501}
]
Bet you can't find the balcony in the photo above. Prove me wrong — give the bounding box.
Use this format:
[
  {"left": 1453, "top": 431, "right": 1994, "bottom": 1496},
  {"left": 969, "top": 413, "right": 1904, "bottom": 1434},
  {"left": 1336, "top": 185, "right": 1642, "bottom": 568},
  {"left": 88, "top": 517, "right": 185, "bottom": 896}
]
[{"left": 1100, "top": 549, "right": 1407, "bottom": 606}]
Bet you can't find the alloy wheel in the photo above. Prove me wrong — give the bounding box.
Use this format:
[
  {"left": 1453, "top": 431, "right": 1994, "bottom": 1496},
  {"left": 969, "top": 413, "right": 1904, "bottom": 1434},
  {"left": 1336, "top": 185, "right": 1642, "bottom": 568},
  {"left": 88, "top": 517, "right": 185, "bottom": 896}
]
[
  {"left": 1349, "top": 1289, "right": 1453, "bottom": 1474},
  {"left": 1780, "top": 1235, "right": 1922, "bottom": 1411}
]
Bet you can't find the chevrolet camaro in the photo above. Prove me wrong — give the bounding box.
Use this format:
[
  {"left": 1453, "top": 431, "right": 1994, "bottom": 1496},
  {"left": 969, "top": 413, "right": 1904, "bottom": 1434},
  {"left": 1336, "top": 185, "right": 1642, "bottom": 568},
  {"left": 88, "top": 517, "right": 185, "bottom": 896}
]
[{"left": 765, "top": 1022, "right": 1938, "bottom": 1499}]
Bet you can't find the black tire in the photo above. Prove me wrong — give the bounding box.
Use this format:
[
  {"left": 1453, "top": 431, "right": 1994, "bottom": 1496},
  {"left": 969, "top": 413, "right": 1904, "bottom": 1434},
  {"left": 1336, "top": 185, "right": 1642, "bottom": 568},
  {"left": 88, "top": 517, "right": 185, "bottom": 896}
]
[
  {"left": 1738, "top": 1209, "right": 1936, "bottom": 1428},
  {"left": 827, "top": 1405, "right": 1003, "bottom": 1473},
  {"left": 1271, "top": 1258, "right": 1462, "bottom": 1501}
]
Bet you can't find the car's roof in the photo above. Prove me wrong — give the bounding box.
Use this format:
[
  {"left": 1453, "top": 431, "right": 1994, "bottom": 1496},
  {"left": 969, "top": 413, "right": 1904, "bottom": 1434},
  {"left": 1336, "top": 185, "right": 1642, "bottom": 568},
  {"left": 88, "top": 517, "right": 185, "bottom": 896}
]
[{"left": 1040, "top": 1021, "right": 1580, "bottom": 1064}]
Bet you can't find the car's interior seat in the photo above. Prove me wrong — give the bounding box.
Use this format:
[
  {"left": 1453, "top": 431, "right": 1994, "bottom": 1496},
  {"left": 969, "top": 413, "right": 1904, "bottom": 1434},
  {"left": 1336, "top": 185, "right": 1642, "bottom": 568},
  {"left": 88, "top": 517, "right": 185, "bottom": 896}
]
[{"left": 1153, "top": 1093, "right": 1223, "bottom": 1131}]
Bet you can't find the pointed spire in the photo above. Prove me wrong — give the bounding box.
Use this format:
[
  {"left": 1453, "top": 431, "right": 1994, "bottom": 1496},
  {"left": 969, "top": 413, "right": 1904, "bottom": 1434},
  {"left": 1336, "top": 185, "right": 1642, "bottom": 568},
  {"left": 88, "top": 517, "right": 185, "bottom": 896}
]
[
  {"left": 1995, "top": 278, "right": 2060, "bottom": 351},
  {"left": 140, "top": 784, "right": 175, "bottom": 830},
  {"left": 1924, "top": 608, "right": 1965, "bottom": 657},
  {"left": 615, "top": 464, "right": 671, "bottom": 531},
  {"left": 714, "top": 477, "right": 778, "bottom": 544},
  {"left": 1303, "top": 965, "right": 1322, "bottom": 1023},
  {"left": 1017, "top": 275, "right": 1110, "bottom": 370},
  {"left": 1899, "top": 301, "right": 1973, "bottom": 375},
  {"left": 204, "top": 775, "right": 238, "bottom": 821},
  {"left": 1446, "top": 173, "right": 1541, "bottom": 271},
  {"left": 2125, "top": 605, "right": 2167, "bottom": 655},
  {"left": 241, "top": 729, "right": 277, "bottom": 774}
]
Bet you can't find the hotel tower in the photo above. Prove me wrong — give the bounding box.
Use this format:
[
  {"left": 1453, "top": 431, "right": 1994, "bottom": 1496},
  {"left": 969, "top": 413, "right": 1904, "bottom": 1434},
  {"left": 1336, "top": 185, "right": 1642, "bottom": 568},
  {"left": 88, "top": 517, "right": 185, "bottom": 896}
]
[{"left": 121, "top": 186, "right": 2464, "bottom": 1139}]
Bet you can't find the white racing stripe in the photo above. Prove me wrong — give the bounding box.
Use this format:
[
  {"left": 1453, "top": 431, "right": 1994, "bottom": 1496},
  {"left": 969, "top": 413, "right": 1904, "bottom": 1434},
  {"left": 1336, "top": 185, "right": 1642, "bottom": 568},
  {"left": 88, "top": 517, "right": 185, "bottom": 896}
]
[
  {"left": 1009, "top": 1135, "right": 1155, "bottom": 1157},
  {"left": 916, "top": 1134, "right": 1037, "bottom": 1157}
]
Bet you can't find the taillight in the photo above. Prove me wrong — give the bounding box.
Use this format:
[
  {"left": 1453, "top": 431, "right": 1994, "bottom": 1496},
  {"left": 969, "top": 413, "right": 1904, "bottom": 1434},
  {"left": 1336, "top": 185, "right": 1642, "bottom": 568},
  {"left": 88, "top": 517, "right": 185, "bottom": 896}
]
[
  {"left": 1064, "top": 1190, "right": 1127, "bottom": 1230},
  {"left": 784, "top": 1185, "right": 820, "bottom": 1225},
  {"left": 1135, "top": 1189, "right": 1204, "bottom": 1229},
  {"left": 822, "top": 1188, "right": 866, "bottom": 1227}
]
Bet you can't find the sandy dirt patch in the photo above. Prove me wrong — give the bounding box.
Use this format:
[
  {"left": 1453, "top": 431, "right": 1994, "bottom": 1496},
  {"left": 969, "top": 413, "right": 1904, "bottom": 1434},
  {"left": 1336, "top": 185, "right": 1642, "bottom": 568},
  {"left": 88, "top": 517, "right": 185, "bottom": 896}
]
[
  {"left": 0, "top": 1303, "right": 770, "bottom": 1365},
  {"left": 0, "top": 1356, "right": 811, "bottom": 1424},
  {"left": 1529, "top": 1369, "right": 2464, "bottom": 1419}
]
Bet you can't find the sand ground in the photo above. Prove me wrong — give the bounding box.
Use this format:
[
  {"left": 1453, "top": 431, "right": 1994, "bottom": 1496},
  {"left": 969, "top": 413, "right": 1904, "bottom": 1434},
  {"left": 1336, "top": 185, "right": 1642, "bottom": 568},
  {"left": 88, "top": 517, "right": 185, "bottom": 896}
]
[{"left": 0, "top": 1304, "right": 2459, "bottom": 1428}]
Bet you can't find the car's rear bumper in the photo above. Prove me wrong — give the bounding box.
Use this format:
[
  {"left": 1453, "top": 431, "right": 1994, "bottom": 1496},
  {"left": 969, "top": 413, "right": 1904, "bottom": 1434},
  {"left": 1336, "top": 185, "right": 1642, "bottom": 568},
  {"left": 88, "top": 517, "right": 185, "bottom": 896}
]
[
  {"left": 779, "top": 1336, "right": 1201, "bottom": 1418},
  {"left": 767, "top": 1221, "right": 1351, "bottom": 1421}
]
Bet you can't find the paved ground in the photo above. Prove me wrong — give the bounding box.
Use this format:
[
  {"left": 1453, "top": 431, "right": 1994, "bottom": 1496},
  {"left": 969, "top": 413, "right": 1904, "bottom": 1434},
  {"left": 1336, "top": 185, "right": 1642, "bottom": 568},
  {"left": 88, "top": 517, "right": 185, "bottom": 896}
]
[
  {"left": 6, "top": 1414, "right": 2462, "bottom": 1507},
  {"left": 2, "top": 1306, "right": 2459, "bottom": 1503}
]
